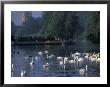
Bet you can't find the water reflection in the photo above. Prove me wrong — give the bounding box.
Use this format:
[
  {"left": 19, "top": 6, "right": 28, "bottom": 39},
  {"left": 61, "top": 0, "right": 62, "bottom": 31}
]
[{"left": 11, "top": 45, "right": 100, "bottom": 77}]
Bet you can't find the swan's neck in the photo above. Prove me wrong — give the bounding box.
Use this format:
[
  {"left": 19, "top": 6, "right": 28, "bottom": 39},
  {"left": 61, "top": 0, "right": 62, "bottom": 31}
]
[
  {"left": 47, "top": 54, "right": 48, "bottom": 59},
  {"left": 32, "top": 59, "right": 33, "bottom": 63},
  {"left": 86, "top": 65, "right": 88, "bottom": 70}
]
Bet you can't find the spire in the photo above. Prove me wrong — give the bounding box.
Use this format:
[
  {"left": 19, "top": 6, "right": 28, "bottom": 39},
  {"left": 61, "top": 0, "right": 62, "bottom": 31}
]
[{"left": 22, "top": 11, "right": 32, "bottom": 25}]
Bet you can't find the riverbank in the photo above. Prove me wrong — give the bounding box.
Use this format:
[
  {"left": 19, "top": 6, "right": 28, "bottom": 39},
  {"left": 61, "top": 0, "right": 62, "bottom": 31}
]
[{"left": 12, "top": 41, "right": 76, "bottom": 45}]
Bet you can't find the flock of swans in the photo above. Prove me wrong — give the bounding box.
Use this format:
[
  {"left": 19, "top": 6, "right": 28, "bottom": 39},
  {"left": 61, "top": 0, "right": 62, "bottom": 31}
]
[{"left": 11, "top": 50, "right": 100, "bottom": 77}]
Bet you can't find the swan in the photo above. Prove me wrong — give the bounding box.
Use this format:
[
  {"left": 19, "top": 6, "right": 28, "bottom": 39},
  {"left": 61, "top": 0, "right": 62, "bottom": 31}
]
[
  {"left": 46, "top": 54, "right": 49, "bottom": 59},
  {"left": 57, "top": 56, "right": 63, "bottom": 60},
  {"left": 97, "top": 58, "right": 100, "bottom": 62},
  {"left": 78, "top": 58, "right": 84, "bottom": 62},
  {"left": 21, "top": 70, "right": 24, "bottom": 77},
  {"left": 70, "top": 52, "right": 74, "bottom": 58},
  {"left": 25, "top": 55, "right": 28, "bottom": 59},
  {"left": 77, "top": 58, "right": 84, "bottom": 67},
  {"left": 96, "top": 58, "right": 100, "bottom": 64},
  {"left": 82, "top": 53, "right": 87, "bottom": 57},
  {"left": 44, "top": 51, "right": 49, "bottom": 59},
  {"left": 30, "top": 58, "right": 34, "bottom": 69},
  {"left": 12, "top": 64, "right": 14, "bottom": 71},
  {"left": 84, "top": 55, "right": 90, "bottom": 64},
  {"left": 35, "top": 56, "right": 39, "bottom": 61},
  {"left": 71, "top": 53, "right": 74, "bottom": 58},
  {"left": 71, "top": 53, "right": 75, "bottom": 60},
  {"left": 97, "top": 53, "right": 100, "bottom": 58},
  {"left": 43, "top": 63, "right": 49, "bottom": 68},
  {"left": 38, "top": 52, "right": 43, "bottom": 56},
  {"left": 74, "top": 52, "right": 81, "bottom": 57},
  {"left": 51, "top": 54, "right": 55, "bottom": 58},
  {"left": 64, "top": 57, "right": 68, "bottom": 64},
  {"left": 20, "top": 70, "right": 26, "bottom": 77},
  {"left": 46, "top": 53, "right": 55, "bottom": 60},
  {"left": 60, "top": 61, "right": 63, "bottom": 66},
  {"left": 59, "top": 57, "right": 68, "bottom": 66},
  {"left": 44, "top": 51, "right": 48, "bottom": 54},
  {"left": 86, "top": 53, "right": 89, "bottom": 57},
  {"left": 59, "top": 59, "right": 66, "bottom": 71},
  {"left": 75, "top": 55, "right": 79, "bottom": 59},
  {"left": 96, "top": 58, "right": 100, "bottom": 69},
  {"left": 48, "top": 54, "right": 55, "bottom": 59},
  {"left": 75, "top": 52, "right": 80, "bottom": 55},
  {"left": 79, "top": 65, "right": 88, "bottom": 77},
  {"left": 68, "top": 60, "right": 74, "bottom": 64},
  {"left": 85, "top": 55, "right": 89, "bottom": 60},
  {"left": 90, "top": 56, "right": 97, "bottom": 65},
  {"left": 91, "top": 58, "right": 97, "bottom": 62},
  {"left": 92, "top": 52, "right": 97, "bottom": 58}
]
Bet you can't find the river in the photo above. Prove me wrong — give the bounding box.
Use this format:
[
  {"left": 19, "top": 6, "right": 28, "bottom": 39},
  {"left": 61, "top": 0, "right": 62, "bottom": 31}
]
[{"left": 11, "top": 44, "right": 100, "bottom": 77}]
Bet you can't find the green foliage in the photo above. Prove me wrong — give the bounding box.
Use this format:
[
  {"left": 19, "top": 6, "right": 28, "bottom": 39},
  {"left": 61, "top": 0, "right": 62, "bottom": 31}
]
[
  {"left": 41, "top": 11, "right": 84, "bottom": 41},
  {"left": 12, "top": 11, "right": 100, "bottom": 44},
  {"left": 86, "top": 12, "right": 100, "bottom": 43}
]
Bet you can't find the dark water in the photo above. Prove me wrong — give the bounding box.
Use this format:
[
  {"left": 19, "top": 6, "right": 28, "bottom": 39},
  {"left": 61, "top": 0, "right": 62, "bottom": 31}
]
[{"left": 11, "top": 44, "right": 100, "bottom": 77}]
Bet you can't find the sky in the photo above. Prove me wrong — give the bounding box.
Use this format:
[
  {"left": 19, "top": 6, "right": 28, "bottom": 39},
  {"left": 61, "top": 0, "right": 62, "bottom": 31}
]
[{"left": 11, "top": 11, "right": 42, "bottom": 26}]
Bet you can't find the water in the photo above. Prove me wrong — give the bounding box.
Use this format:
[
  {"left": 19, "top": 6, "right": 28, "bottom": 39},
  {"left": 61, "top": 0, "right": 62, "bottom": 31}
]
[{"left": 11, "top": 44, "right": 100, "bottom": 77}]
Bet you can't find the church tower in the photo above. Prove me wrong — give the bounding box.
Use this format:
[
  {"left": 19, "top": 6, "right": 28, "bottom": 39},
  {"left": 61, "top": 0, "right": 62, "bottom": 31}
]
[{"left": 22, "top": 11, "right": 32, "bottom": 25}]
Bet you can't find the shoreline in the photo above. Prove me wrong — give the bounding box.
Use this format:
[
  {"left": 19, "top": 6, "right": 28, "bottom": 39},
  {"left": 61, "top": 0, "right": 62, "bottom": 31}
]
[{"left": 12, "top": 41, "right": 76, "bottom": 45}]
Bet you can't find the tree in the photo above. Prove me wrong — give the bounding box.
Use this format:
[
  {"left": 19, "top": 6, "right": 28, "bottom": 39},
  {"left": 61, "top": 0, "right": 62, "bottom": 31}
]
[{"left": 41, "top": 11, "right": 83, "bottom": 41}]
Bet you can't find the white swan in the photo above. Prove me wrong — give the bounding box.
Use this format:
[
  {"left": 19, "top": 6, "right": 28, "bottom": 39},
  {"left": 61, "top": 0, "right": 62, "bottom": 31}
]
[
  {"left": 70, "top": 52, "right": 74, "bottom": 58},
  {"left": 96, "top": 58, "right": 100, "bottom": 69},
  {"left": 84, "top": 55, "right": 90, "bottom": 64},
  {"left": 30, "top": 58, "right": 34, "bottom": 69},
  {"left": 82, "top": 53, "right": 86, "bottom": 57},
  {"left": 85, "top": 55, "right": 89, "bottom": 59},
  {"left": 20, "top": 70, "right": 26, "bottom": 77},
  {"left": 38, "top": 52, "right": 43, "bottom": 56},
  {"left": 92, "top": 52, "right": 97, "bottom": 58},
  {"left": 71, "top": 53, "right": 74, "bottom": 58},
  {"left": 74, "top": 52, "right": 81, "bottom": 57},
  {"left": 97, "top": 58, "right": 100, "bottom": 63},
  {"left": 96, "top": 58, "right": 100, "bottom": 64},
  {"left": 21, "top": 70, "right": 23, "bottom": 77},
  {"left": 97, "top": 53, "right": 100, "bottom": 58},
  {"left": 43, "top": 63, "right": 49, "bottom": 68},
  {"left": 44, "top": 51, "right": 48, "bottom": 54},
  {"left": 68, "top": 60, "right": 74, "bottom": 64},
  {"left": 59, "top": 57, "right": 68, "bottom": 66},
  {"left": 57, "top": 56, "right": 63, "bottom": 60},
  {"left": 46, "top": 54, "right": 49, "bottom": 59},
  {"left": 78, "top": 58, "right": 84, "bottom": 62},
  {"left": 35, "top": 56, "right": 39, "bottom": 61},
  {"left": 60, "top": 61, "right": 63, "bottom": 66},
  {"left": 12, "top": 64, "right": 14, "bottom": 71},
  {"left": 64, "top": 57, "right": 68, "bottom": 64},
  {"left": 77, "top": 58, "right": 84, "bottom": 67},
  {"left": 46, "top": 53, "right": 55, "bottom": 60},
  {"left": 74, "top": 56, "right": 79, "bottom": 60},
  {"left": 79, "top": 65, "right": 88, "bottom": 77},
  {"left": 25, "top": 55, "right": 28, "bottom": 59},
  {"left": 48, "top": 54, "right": 55, "bottom": 59},
  {"left": 90, "top": 57, "right": 97, "bottom": 64},
  {"left": 86, "top": 53, "right": 89, "bottom": 57},
  {"left": 91, "top": 58, "right": 97, "bottom": 62}
]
